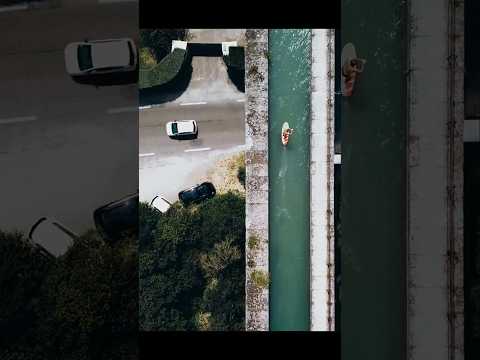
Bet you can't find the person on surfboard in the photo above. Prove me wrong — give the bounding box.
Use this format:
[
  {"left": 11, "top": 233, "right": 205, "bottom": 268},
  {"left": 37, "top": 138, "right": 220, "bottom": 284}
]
[
  {"left": 341, "top": 43, "right": 366, "bottom": 97},
  {"left": 282, "top": 126, "right": 293, "bottom": 146},
  {"left": 342, "top": 58, "right": 364, "bottom": 97}
]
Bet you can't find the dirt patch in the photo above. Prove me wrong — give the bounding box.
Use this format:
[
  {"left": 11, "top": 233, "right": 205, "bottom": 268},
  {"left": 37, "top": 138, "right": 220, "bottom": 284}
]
[{"left": 192, "top": 151, "right": 245, "bottom": 195}]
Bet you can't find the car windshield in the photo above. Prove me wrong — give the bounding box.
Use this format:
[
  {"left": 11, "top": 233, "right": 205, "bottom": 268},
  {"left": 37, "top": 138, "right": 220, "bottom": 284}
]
[
  {"left": 171, "top": 122, "right": 178, "bottom": 134},
  {"left": 78, "top": 45, "right": 93, "bottom": 71}
]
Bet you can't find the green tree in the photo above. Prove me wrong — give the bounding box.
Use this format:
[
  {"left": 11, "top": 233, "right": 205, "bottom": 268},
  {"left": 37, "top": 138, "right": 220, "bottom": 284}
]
[
  {"left": 0, "top": 230, "right": 138, "bottom": 360},
  {"left": 139, "top": 192, "right": 246, "bottom": 331}
]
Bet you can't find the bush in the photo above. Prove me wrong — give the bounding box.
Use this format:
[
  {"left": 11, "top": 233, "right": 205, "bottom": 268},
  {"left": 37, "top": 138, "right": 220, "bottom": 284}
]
[
  {"left": 237, "top": 165, "right": 245, "bottom": 188},
  {"left": 139, "top": 48, "right": 187, "bottom": 89},
  {"left": 139, "top": 192, "right": 246, "bottom": 331},
  {"left": 139, "top": 29, "right": 187, "bottom": 63},
  {"left": 0, "top": 230, "right": 138, "bottom": 359},
  {"left": 223, "top": 47, "right": 245, "bottom": 70}
]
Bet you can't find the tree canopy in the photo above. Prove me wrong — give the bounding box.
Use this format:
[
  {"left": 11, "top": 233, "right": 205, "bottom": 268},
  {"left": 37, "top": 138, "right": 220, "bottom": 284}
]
[{"left": 139, "top": 192, "right": 245, "bottom": 331}]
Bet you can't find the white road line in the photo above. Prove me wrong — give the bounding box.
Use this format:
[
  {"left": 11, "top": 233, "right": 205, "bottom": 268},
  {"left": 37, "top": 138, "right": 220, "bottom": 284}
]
[
  {"left": 334, "top": 154, "right": 342, "bottom": 164},
  {"left": 139, "top": 153, "right": 155, "bottom": 157},
  {"left": 107, "top": 106, "right": 137, "bottom": 114},
  {"left": 184, "top": 147, "right": 211, "bottom": 153},
  {"left": 98, "top": 0, "right": 137, "bottom": 3},
  {"left": 139, "top": 105, "right": 152, "bottom": 110},
  {"left": 0, "top": 4, "right": 28, "bottom": 13},
  {"left": 0, "top": 115, "right": 37, "bottom": 125},
  {"left": 180, "top": 102, "right": 207, "bottom": 106},
  {"left": 236, "top": 98, "right": 246, "bottom": 102}
]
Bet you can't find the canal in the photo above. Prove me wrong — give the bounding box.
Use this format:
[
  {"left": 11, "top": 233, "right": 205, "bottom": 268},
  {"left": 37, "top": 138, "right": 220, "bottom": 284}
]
[{"left": 268, "top": 29, "right": 311, "bottom": 331}]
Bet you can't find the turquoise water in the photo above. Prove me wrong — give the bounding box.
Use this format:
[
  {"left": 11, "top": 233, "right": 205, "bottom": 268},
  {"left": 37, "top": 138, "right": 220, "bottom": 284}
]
[{"left": 269, "top": 29, "right": 311, "bottom": 331}]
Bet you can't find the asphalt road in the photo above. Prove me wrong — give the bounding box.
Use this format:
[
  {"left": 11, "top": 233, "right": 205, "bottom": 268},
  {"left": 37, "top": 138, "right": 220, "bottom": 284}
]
[
  {"left": 0, "top": 2, "right": 138, "bottom": 234},
  {"left": 139, "top": 29, "right": 246, "bottom": 204}
]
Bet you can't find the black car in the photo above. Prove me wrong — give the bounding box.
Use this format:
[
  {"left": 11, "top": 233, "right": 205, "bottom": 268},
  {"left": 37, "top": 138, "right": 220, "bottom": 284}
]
[
  {"left": 93, "top": 193, "right": 138, "bottom": 243},
  {"left": 178, "top": 182, "right": 216, "bottom": 205}
]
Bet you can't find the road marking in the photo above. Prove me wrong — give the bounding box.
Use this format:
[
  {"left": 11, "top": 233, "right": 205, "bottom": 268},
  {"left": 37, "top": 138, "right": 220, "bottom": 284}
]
[
  {"left": 107, "top": 106, "right": 137, "bottom": 114},
  {"left": 139, "top": 153, "right": 155, "bottom": 157},
  {"left": 0, "top": 115, "right": 37, "bottom": 125},
  {"left": 184, "top": 147, "right": 211, "bottom": 153},
  {"left": 236, "top": 99, "right": 246, "bottom": 102},
  {"left": 98, "top": 0, "right": 138, "bottom": 3},
  {"left": 180, "top": 102, "right": 207, "bottom": 106},
  {"left": 334, "top": 154, "right": 342, "bottom": 164},
  {"left": 0, "top": 4, "right": 28, "bottom": 12},
  {"left": 139, "top": 105, "right": 152, "bottom": 110}
]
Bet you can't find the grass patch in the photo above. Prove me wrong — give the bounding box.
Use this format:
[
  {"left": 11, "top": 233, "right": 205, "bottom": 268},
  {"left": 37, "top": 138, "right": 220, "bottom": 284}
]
[
  {"left": 247, "top": 235, "right": 260, "bottom": 250},
  {"left": 139, "top": 47, "right": 157, "bottom": 70},
  {"left": 139, "top": 48, "right": 187, "bottom": 89},
  {"left": 251, "top": 270, "right": 269, "bottom": 289}
]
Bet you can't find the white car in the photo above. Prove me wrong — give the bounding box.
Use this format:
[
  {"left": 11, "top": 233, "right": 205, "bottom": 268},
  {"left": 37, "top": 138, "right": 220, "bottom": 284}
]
[
  {"left": 28, "top": 217, "right": 78, "bottom": 257},
  {"left": 150, "top": 195, "right": 172, "bottom": 213},
  {"left": 64, "top": 38, "right": 137, "bottom": 76},
  {"left": 165, "top": 120, "right": 198, "bottom": 140}
]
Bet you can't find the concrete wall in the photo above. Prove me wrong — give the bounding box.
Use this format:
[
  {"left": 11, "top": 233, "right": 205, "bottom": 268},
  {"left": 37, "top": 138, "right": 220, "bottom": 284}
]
[
  {"left": 245, "top": 29, "right": 269, "bottom": 331},
  {"left": 310, "top": 29, "right": 336, "bottom": 331}
]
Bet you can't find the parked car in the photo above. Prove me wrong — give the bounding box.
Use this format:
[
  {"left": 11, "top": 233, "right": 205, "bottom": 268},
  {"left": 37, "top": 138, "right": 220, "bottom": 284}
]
[
  {"left": 166, "top": 120, "right": 198, "bottom": 140},
  {"left": 64, "top": 38, "right": 137, "bottom": 77},
  {"left": 28, "top": 217, "right": 78, "bottom": 257},
  {"left": 178, "top": 182, "right": 216, "bottom": 205},
  {"left": 150, "top": 195, "right": 172, "bottom": 213},
  {"left": 93, "top": 193, "right": 138, "bottom": 243}
]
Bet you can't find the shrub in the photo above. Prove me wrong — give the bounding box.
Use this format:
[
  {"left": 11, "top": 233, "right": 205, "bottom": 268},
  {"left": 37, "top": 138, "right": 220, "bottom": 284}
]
[
  {"left": 139, "top": 48, "right": 187, "bottom": 89},
  {"left": 251, "top": 270, "right": 269, "bottom": 289},
  {"left": 139, "top": 29, "right": 187, "bottom": 63}
]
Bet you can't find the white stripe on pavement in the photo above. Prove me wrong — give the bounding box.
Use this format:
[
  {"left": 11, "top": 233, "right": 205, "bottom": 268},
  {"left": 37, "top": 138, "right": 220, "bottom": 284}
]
[
  {"left": 139, "top": 153, "right": 155, "bottom": 157},
  {"left": 236, "top": 99, "right": 246, "bottom": 102},
  {"left": 139, "top": 105, "right": 152, "bottom": 110},
  {"left": 0, "top": 115, "right": 37, "bottom": 125},
  {"left": 334, "top": 154, "right": 342, "bottom": 164},
  {"left": 98, "top": 0, "right": 137, "bottom": 3},
  {"left": 0, "top": 4, "right": 28, "bottom": 13},
  {"left": 184, "top": 147, "right": 211, "bottom": 153},
  {"left": 180, "top": 102, "right": 207, "bottom": 106},
  {"left": 107, "top": 106, "right": 138, "bottom": 114}
]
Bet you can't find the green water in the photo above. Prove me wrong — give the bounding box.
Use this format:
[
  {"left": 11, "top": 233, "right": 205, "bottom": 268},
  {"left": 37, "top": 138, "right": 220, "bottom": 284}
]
[
  {"left": 342, "top": 0, "right": 407, "bottom": 358},
  {"left": 268, "top": 29, "right": 311, "bottom": 331}
]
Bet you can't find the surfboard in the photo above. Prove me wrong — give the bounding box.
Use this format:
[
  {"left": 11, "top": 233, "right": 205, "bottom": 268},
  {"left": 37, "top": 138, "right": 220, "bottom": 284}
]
[{"left": 282, "top": 122, "right": 290, "bottom": 146}]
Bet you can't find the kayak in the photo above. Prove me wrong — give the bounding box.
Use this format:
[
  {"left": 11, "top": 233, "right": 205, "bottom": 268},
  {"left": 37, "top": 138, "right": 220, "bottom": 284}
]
[{"left": 281, "top": 122, "right": 292, "bottom": 146}]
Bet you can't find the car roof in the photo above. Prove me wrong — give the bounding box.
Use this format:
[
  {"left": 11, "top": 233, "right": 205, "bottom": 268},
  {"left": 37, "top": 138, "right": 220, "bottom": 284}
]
[{"left": 91, "top": 40, "right": 131, "bottom": 69}]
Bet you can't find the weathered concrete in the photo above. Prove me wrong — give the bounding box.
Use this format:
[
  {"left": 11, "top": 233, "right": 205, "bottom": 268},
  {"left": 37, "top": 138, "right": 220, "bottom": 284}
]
[
  {"left": 310, "top": 29, "right": 335, "bottom": 331},
  {"left": 406, "top": 0, "right": 464, "bottom": 358},
  {"left": 245, "top": 29, "right": 269, "bottom": 331}
]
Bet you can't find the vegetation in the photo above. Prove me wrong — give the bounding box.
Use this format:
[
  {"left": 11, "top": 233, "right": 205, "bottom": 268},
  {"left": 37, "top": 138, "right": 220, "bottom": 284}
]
[
  {"left": 223, "top": 47, "right": 245, "bottom": 92},
  {"left": 250, "top": 270, "right": 269, "bottom": 289},
  {"left": 140, "top": 29, "right": 188, "bottom": 63},
  {"left": 139, "top": 29, "right": 190, "bottom": 89},
  {"left": 247, "top": 235, "right": 259, "bottom": 250},
  {"left": 139, "top": 192, "right": 245, "bottom": 331},
  {"left": 139, "top": 48, "right": 187, "bottom": 89},
  {"left": 0, "top": 230, "right": 137, "bottom": 359}
]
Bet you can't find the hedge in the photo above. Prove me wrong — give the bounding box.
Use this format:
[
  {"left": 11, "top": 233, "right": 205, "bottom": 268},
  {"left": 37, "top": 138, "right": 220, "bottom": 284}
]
[
  {"left": 223, "top": 47, "right": 245, "bottom": 69},
  {"left": 139, "top": 48, "right": 187, "bottom": 89}
]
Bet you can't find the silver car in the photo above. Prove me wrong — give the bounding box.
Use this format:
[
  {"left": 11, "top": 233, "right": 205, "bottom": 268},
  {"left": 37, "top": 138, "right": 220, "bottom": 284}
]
[{"left": 64, "top": 38, "right": 137, "bottom": 76}]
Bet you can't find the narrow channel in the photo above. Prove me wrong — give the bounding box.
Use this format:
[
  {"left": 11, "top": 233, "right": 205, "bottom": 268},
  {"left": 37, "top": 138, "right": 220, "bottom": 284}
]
[{"left": 269, "top": 29, "right": 311, "bottom": 330}]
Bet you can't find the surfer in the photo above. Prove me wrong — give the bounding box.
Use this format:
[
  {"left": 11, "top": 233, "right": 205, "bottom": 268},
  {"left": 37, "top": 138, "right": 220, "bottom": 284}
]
[
  {"left": 282, "top": 127, "right": 293, "bottom": 146},
  {"left": 341, "top": 43, "right": 366, "bottom": 97},
  {"left": 342, "top": 59, "right": 364, "bottom": 97}
]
